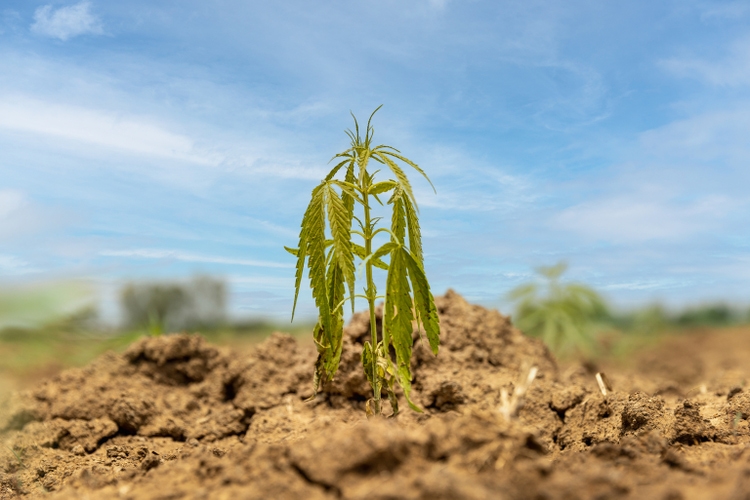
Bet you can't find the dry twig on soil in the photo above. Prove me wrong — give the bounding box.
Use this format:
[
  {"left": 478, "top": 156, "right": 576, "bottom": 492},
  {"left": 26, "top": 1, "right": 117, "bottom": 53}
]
[
  {"left": 499, "top": 365, "right": 538, "bottom": 420},
  {"left": 595, "top": 372, "right": 612, "bottom": 396}
]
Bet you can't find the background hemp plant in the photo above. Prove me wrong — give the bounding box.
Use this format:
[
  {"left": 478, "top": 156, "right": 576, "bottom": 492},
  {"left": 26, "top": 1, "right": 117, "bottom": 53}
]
[{"left": 287, "top": 106, "right": 440, "bottom": 416}]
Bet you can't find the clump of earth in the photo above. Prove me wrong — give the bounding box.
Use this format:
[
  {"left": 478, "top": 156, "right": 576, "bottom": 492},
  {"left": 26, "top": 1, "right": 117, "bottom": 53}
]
[{"left": 2, "top": 290, "right": 750, "bottom": 499}]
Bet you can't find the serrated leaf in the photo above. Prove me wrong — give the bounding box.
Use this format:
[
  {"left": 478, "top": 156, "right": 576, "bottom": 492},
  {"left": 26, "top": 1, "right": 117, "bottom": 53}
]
[
  {"left": 371, "top": 259, "right": 389, "bottom": 271},
  {"left": 353, "top": 243, "right": 388, "bottom": 270},
  {"left": 374, "top": 152, "right": 418, "bottom": 210},
  {"left": 375, "top": 147, "right": 436, "bottom": 194},
  {"left": 323, "top": 258, "right": 345, "bottom": 381},
  {"left": 384, "top": 245, "right": 420, "bottom": 411},
  {"left": 397, "top": 364, "right": 422, "bottom": 413},
  {"left": 403, "top": 247, "right": 440, "bottom": 355},
  {"left": 343, "top": 163, "right": 356, "bottom": 218},
  {"left": 369, "top": 180, "right": 397, "bottom": 196},
  {"left": 292, "top": 183, "right": 326, "bottom": 322},
  {"left": 352, "top": 243, "right": 367, "bottom": 259},
  {"left": 402, "top": 195, "right": 423, "bottom": 265},
  {"left": 324, "top": 183, "right": 356, "bottom": 318},
  {"left": 331, "top": 180, "right": 364, "bottom": 205},
  {"left": 325, "top": 158, "right": 353, "bottom": 181},
  {"left": 390, "top": 189, "right": 406, "bottom": 244},
  {"left": 372, "top": 242, "right": 397, "bottom": 262},
  {"left": 305, "top": 184, "right": 332, "bottom": 349},
  {"left": 362, "top": 341, "right": 374, "bottom": 387}
]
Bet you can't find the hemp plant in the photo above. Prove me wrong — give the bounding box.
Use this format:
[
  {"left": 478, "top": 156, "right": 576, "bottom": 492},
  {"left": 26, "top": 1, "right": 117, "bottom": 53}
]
[
  {"left": 508, "top": 262, "right": 608, "bottom": 356},
  {"left": 287, "top": 106, "right": 440, "bottom": 416}
]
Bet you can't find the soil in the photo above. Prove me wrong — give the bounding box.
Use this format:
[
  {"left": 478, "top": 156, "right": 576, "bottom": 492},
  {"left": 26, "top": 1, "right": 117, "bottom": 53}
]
[{"left": 3, "top": 290, "right": 750, "bottom": 499}]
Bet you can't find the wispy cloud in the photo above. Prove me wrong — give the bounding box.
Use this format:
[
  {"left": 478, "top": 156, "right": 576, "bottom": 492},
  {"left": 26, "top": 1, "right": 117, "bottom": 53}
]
[
  {"left": 553, "top": 192, "right": 736, "bottom": 243},
  {"left": 601, "top": 280, "right": 688, "bottom": 291},
  {"left": 0, "top": 254, "right": 41, "bottom": 276},
  {"left": 100, "top": 249, "right": 292, "bottom": 268},
  {"left": 427, "top": 0, "right": 450, "bottom": 11},
  {"left": 0, "top": 189, "right": 25, "bottom": 219},
  {"left": 0, "top": 189, "right": 55, "bottom": 240},
  {"left": 661, "top": 36, "right": 750, "bottom": 87},
  {"left": 698, "top": 2, "right": 750, "bottom": 21},
  {"left": 0, "top": 91, "right": 329, "bottom": 184},
  {"left": 31, "top": 1, "right": 103, "bottom": 41},
  {"left": 639, "top": 104, "right": 750, "bottom": 164},
  {"left": 0, "top": 95, "right": 217, "bottom": 164},
  {"left": 228, "top": 275, "right": 292, "bottom": 289}
]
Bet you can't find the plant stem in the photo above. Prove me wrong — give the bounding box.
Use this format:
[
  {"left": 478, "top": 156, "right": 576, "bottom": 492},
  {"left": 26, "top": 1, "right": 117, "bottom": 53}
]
[{"left": 363, "top": 186, "right": 381, "bottom": 415}]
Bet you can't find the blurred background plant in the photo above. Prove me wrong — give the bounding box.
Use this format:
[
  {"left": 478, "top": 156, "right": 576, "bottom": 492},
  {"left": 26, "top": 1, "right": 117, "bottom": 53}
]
[
  {"left": 508, "top": 262, "right": 750, "bottom": 360},
  {"left": 508, "top": 262, "right": 610, "bottom": 357},
  {"left": 0, "top": 281, "right": 94, "bottom": 332},
  {"left": 120, "top": 275, "right": 227, "bottom": 336},
  {"left": 0, "top": 276, "right": 314, "bottom": 397},
  {"left": 1, "top": 269, "right": 749, "bottom": 396}
]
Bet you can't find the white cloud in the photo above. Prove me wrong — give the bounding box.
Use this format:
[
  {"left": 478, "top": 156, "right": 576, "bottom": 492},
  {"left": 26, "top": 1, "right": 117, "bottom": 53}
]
[
  {"left": 661, "top": 36, "right": 750, "bottom": 87},
  {"left": 0, "top": 189, "right": 51, "bottom": 240},
  {"left": 427, "top": 0, "right": 450, "bottom": 10},
  {"left": 31, "top": 1, "right": 103, "bottom": 41},
  {"left": 639, "top": 105, "right": 750, "bottom": 164},
  {"left": 0, "top": 94, "right": 331, "bottom": 183},
  {"left": 553, "top": 193, "right": 736, "bottom": 243},
  {"left": 100, "top": 248, "right": 293, "bottom": 269},
  {"left": 412, "top": 147, "right": 536, "bottom": 213},
  {"left": 0, "top": 95, "right": 217, "bottom": 164},
  {"left": 0, "top": 189, "right": 26, "bottom": 220},
  {"left": 228, "top": 275, "right": 292, "bottom": 289},
  {"left": 601, "top": 280, "right": 686, "bottom": 291},
  {"left": 0, "top": 254, "right": 41, "bottom": 275},
  {"left": 699, "top": 2, "right": 750, "bottom": 21}
]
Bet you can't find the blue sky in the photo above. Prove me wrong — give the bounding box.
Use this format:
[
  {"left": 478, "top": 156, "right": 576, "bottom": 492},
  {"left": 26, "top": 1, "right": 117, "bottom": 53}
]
[{"left": 1, "top": 0, "right": 749, "bottom": 323}]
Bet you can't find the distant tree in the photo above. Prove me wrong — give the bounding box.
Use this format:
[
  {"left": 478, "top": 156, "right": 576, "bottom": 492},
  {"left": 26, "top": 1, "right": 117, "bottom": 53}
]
[
  {"left": 120, "top": 276, "right": 226, "bottom": 334},
  {"left": 508, "top": 262, "right": 609, "bottom": 356},
  {"left": 675, "top": 304, "right": 734, "bottom": 327}
]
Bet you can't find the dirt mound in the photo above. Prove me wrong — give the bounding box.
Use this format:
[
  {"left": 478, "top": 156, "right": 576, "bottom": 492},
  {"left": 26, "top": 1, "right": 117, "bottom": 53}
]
[{"left": 2, "top": 291, "right": 750, "bottom": 499}]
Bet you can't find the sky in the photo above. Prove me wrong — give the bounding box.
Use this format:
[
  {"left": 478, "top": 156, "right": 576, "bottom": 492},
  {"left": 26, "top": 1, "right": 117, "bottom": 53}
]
[{"left": 0, "top": 0, "right": 749, "bottom": 323}]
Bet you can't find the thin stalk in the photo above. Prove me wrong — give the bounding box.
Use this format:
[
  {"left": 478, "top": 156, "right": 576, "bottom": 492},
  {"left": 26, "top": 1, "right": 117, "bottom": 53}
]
[{"left": 363, "top": 183, "right": 381, "bottom": 415}]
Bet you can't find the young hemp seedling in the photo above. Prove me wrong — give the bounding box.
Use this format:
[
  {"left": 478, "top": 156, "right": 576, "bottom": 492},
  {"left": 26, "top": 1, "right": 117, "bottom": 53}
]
[{"left": 286, "top": 106, "right": 440, "bottom": 416}]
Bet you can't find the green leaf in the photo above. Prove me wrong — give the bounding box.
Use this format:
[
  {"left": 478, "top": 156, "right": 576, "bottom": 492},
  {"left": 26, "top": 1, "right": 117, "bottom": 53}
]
[
  {"left": 292, "top": 183, "right": 326, "bottom": 324},
  {"left": 507, "top": 261, "right": 608, "bottom": 357},
  {"left": 372, "top": 241, "right": 397, "bottom": 261},
  {"left": 384, "top": 244, "right": 421, "bottom": 411},
  {"left": 323, "top": 258, "right": 345, "bottom": 381},
  {"left": 305, "top": 184, "right": 332, "bottom": 348},
  {"left": 324, "top": 183, "right": 356, "bottom": 318},
  {"left": 397, "top": 364, "right": 422, "bottom": 413},
  {"left": 343, "top": 163, "right": 356, "bottom": 218},
  {"left": 352, "top": 243, "right": 389, "bottom": 270},
  {"left": 374, "top": 152, "right": 418, "bottom": 209},
  {"left": 369, "top": 180, "right": 397, "bottom": 196},
  {"left": 402, "top": 195, "right": 423, "bottom": 265},
  {"left": 362, "top": 340, "right": 374, "bottom": 387},
  {"left": 403, "top": 247, "right": 440, "bottom": 355},
  {"left": 331, "top": 180, "right": 364, "bottom": 205},
  {"left": 390, "top": 189, "right": 406, "bottom": 244},
  {"left": 507, "top": 283, "right": 537, "bottom": 301},
  {"left": 325, "top": 158, "right": 353, "bottom": 181},
  {"left": 284, "top": 246, "right": 298, "bottom": 257},
  {"left": 375, "top": 147, "right": 436, "bottom": 194}
]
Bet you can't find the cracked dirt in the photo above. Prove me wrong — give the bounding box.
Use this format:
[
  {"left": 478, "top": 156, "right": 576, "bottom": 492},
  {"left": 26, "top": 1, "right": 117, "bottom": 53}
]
[{"left": 3, "top": 290, "right": 750, "bottom": 499}]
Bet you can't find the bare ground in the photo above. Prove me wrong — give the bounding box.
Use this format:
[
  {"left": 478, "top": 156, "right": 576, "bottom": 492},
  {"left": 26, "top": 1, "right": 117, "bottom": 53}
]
[{"left": 2, "top": 290, "right": 750, "bottom": 499}]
